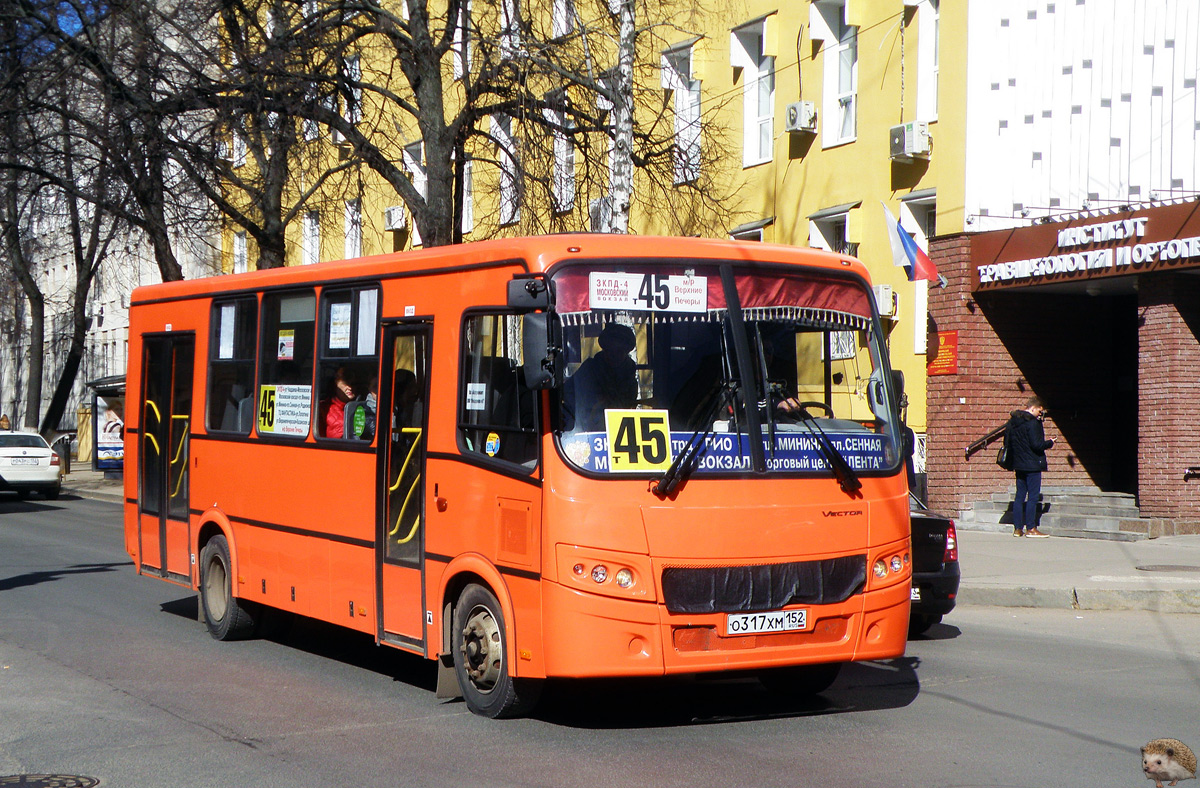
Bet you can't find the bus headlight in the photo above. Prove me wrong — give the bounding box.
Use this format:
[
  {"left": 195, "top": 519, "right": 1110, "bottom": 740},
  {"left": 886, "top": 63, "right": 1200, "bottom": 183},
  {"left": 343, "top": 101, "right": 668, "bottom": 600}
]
[{"left": 556, "top": 545, "right": 654, "bottom": 602}]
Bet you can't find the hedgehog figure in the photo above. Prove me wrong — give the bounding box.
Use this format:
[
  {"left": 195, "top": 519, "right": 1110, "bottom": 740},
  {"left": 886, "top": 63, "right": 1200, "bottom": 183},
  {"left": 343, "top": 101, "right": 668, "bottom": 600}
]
[{"left": 1143, "top": 739, "right": 1197, "bottom": 788}]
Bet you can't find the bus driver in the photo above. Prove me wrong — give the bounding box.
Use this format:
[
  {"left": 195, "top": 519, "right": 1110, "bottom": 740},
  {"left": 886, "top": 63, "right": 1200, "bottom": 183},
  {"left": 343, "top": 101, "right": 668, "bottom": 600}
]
[{"left": 569, "top": 323, "right": 638, "bottom": 431}]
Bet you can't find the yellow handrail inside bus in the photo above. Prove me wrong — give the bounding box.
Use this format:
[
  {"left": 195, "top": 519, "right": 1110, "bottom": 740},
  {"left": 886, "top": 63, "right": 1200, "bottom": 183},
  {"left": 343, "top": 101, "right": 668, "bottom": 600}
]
[
  {"left": 142, "top": 400, "right": 163, "bottom": 455},
  {"left": 387, "top": 428, "right": 423, "bottom": 543},
  {"left": 390, "top": 473, "right": 423, "bottom": 544},
  {"left": 169, "top": 415, "right": 190, "bottom": 499}
]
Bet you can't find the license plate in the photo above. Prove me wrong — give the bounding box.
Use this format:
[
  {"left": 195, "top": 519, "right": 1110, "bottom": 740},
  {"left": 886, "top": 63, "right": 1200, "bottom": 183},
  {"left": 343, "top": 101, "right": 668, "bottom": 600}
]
[
  {"left": 910, "top": 586, "right": 921, "bottom": 601},
  {"left": 726, "top": 609, "right": 808, "bottom": 635},
  {"left": 9, "top": 458, "right": 38, "bottom": 466}
]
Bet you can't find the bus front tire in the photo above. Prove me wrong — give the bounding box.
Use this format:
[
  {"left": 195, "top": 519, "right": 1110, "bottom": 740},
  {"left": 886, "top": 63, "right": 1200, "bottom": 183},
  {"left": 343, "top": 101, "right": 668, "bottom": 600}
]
[
  {"left": 757, "top": 662, "right": 842, "bottom": 696},
  {"left": 199, "top": 534, "right": 259, "bottom": 641},
  {"left": 451, "top": 583, "right": 541, "bottom": 718}
]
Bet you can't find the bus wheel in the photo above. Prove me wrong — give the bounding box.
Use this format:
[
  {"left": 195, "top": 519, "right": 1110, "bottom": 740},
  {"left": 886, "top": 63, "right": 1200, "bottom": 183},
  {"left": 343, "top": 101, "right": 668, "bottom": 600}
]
[
  {"left": 451, "top": 584, "right": 542, "bottom": 718},
  {"left": 757, "top": 662, "right": 842, "bottom": 696},
  {"left": 199, "top": 534, "right": 259, "bottom": 641}
]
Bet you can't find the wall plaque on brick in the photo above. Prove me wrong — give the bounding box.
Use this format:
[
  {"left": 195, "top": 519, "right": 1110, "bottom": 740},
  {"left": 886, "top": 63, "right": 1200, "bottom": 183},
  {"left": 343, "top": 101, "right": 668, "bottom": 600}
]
[{"left": 927, "top": 330, "right": 958, "bottom": 376}]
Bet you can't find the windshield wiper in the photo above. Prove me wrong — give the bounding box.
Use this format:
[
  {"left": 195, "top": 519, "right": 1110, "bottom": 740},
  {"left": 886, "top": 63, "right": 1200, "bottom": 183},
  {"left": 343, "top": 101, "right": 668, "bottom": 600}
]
[
  {"left": 796, "top": 406, "right": 863, "bottom": 495},
  {"left": 652, "top": 382, "right": 736, "bottom": 498}
]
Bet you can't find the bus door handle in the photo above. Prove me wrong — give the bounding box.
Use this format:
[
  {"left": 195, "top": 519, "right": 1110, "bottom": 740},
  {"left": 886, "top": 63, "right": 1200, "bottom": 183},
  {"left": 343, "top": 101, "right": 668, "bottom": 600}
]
[{"left": 434, "top": 483, "right": 447, "bottom": 512}]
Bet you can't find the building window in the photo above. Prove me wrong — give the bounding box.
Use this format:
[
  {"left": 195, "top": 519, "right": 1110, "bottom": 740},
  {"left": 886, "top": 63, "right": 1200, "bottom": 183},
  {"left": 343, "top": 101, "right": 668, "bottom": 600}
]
[
  {"left": 808, "top": 203, "right": 860, "bottom": 256},
  {"left": 902, "top": 193, "right": 936, "bottom": 353},
  {"left": 917, "top": 0, "right": 939, "bottom": 122},
  {"left": 233, "top": 231, "right": 247, "bottom": 273},
  {"left": 453, "top": 0, "right": 471, "bottom": 80},
  {"left": 731, "top": 18, "right": 774, "bottom": 167},
  {"left": 344, "top": 199, "right": 362, "bottom": 259},
  {"left": 302, "top": 210, "right": 320, "bottom": 266},
  {"left": 343, "top": 55, "right": 362, "bottom": 125},
  {"left": 404, "top": 141, "right": 426, "bottom": 246},
  {"left": 663, "top": 43, "right": 701, "bottom": 185},
  {"left": 813, "top": 1, "right": 857, "bottom": 146},
  {"left": 500, "top": 0, "right": 520, "bottom": 56},
  {"left": 493, "top": 115, "right": 520, "bottom": 226},
  {"left": 552, "top": 0, "right": 575, "bottom": 39}
]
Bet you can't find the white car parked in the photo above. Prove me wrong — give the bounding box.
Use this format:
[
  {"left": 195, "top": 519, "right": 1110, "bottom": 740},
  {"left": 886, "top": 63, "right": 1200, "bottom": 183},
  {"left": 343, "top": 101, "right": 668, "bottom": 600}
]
[{"left": 0, "top": 431, "right": 62, "bottom": 499}]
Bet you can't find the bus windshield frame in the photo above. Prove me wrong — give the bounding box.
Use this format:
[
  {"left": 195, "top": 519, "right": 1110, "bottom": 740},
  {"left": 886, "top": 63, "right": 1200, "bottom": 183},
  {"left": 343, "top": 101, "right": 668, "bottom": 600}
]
[{"left": 550, "top": 258, "right": 903, "bottom": 482}]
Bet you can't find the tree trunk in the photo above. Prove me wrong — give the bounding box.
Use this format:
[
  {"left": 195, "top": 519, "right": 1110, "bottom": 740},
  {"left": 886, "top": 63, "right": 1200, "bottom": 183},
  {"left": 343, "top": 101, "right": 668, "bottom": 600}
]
[{"left": 608, "top": 0, "right": 636, "bottom": 234}]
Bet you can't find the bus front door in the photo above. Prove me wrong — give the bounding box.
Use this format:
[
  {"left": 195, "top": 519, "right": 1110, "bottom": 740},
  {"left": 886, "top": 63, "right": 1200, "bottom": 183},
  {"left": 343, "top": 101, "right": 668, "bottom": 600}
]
[
  {"left": 376, "top": 326, "right": 430, "bottom": 652},
  {"left": 137, "top": 334, "right": 194, "bottom": 584}
]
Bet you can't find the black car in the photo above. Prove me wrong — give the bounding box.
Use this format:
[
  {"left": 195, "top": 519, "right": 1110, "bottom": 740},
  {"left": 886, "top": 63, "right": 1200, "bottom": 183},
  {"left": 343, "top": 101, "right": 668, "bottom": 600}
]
[{"left": 909, "top": 504, "right": 960, "bottom": 635}]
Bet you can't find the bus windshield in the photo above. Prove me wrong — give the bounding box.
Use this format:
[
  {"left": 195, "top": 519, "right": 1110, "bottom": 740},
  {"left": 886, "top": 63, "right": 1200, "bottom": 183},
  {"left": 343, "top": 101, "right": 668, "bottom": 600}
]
[{"left": 552, "top": 260, "right": 902, "bottom": 480}]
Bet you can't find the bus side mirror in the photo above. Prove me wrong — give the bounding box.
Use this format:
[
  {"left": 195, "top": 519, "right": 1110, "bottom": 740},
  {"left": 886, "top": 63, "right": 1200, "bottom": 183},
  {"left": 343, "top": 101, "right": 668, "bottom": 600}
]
[
  {"left": 891, "top": 370, "right": 905, "bottom": 401},
  {"left": 508, "top": 275, "right": 552, "bottom": 310},
  {"left": 521, "top": 312, "right": 563, "bottom": 390}
]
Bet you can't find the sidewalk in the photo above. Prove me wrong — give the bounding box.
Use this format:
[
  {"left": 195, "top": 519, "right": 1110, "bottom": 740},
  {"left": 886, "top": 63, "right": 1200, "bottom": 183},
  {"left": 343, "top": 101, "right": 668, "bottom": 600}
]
[
  {"left": 60, "top": 466, "right": 125, "bottom": 504},
  {"left": 58, "top": 469, "right": 1200, "bottom": 613},
  {"left": 956, "top": 528, "right": 1200, "bottom": 613}
]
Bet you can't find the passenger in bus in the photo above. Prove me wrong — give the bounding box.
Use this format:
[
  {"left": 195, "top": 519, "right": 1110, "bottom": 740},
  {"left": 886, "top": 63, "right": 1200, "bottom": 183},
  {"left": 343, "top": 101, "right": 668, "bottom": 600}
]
[
  {"left": 359, "top": 376, "right": 379, "bottom": 440},
  {"left": 569, "top": 323, "right": 638, "bottom": 431},
  {"left": 392, "top": 368, "right": 421, "bottom": 427},
  {"left": 319, "top": 366, "right": 355, "bottom": 438}
]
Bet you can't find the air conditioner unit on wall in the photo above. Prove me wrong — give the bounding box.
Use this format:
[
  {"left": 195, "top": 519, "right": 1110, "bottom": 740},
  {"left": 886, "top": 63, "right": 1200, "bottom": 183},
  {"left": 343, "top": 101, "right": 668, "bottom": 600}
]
[
  {"left": 384, "top": 206, "right": 406, "bottom": 231},
  {"left": 784, "top": 101, "right": 818, "bottom": 133},
  {"left": 889, "top": 121, "right": 932, "bottom": 161},
  {"left": 873, "top": 284, "right": 898, "bottom": 318}
]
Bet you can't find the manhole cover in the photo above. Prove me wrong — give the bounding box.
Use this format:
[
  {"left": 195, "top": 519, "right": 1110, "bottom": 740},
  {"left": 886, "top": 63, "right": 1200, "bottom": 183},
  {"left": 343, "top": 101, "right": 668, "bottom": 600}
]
[
  {"left": 1136, "top": 565, "right": 1200, "bottom": 573},
  {"left": 0, "top": 777, "right": 99, "bottom": 787}
]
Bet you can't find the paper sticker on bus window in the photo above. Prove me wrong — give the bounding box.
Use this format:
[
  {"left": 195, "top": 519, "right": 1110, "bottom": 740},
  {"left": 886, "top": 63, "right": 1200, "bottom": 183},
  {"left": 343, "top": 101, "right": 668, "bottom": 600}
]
[
  {"left": 589, "top": 272, "right": 707, "bottom": 313},
  {"left": 329, "top": 302, "right": 352, "bottom": 350},
  {"left": 257, "top": 385, "right": 311, "bottom": 436},
  {"left": 466, "top": 383, "right": 487, "bottom": 411},
  {"left": 277, "top": 329, "right": 295, "bottom": 360},
  {"left": 603, "top": 409, "right": 673, "bottom": 472},
  {"left": 485, "top": 432, "right": 500, "bottom": 457},
  {"left": 218, "top": 304, "right": 236, "bottom": 359},
  {"left": 356, "top": 289, "right": 378, "bottom": 355}
]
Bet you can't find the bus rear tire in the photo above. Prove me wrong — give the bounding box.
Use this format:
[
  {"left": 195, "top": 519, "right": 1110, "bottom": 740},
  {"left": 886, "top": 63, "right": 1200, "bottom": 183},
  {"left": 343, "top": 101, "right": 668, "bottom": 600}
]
[
  {"left": 757, "top": 662, "right": 842, "bottom": 696},
  {"left": 451, "top": 583, "right": 542, "bottom": 718},
  {"left": 199, "top": 534, "right": 259, "bottom": 641}
]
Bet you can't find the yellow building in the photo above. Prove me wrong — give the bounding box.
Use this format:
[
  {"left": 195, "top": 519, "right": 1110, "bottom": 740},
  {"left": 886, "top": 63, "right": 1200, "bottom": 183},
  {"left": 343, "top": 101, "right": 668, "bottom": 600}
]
[{"left": 222, "top": 0, "right": 958, "bottom": 452}]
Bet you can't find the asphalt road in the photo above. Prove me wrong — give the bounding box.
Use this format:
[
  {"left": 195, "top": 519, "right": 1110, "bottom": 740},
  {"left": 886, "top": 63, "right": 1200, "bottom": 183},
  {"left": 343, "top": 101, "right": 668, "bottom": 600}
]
[{"left": 2, "top": 494, "right": 1197, "bottom": 787}]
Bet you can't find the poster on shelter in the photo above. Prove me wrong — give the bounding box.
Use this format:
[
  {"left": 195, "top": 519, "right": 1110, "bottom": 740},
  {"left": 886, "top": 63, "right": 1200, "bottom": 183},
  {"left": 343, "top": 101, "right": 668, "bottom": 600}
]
[{"left": 96, "top": 396, "right": 125, "bottom": 469}]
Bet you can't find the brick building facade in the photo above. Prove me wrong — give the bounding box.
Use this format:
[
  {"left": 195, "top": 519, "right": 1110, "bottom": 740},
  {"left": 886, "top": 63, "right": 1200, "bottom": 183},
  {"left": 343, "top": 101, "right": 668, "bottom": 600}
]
[{"left": 926, "top": 200, "right": 1200, "bottom": 534}]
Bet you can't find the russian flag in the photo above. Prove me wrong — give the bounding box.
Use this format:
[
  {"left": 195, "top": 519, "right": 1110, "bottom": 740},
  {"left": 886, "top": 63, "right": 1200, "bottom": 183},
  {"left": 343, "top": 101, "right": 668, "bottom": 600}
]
[{"left": 881, "top": 202, "right": 939, "bottom": 283}]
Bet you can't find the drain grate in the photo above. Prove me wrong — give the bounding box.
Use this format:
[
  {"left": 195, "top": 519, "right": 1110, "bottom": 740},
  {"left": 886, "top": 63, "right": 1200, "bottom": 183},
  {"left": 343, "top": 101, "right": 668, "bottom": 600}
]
[
  {"left": 1136, "top": 565, "right": 1200, "bottom": 573},
  {"left": 0, "top": 777, "right": 99, "bottom": 787}
]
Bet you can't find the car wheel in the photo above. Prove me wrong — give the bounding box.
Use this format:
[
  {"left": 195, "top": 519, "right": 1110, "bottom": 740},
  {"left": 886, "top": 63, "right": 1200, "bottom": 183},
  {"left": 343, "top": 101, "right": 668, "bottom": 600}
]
[
  {"left": 199, "top": 534, "right": 259, "bottom": 640},
  {"left": 908, "top": 613, "right": 942, "bottom": 637},
  {"left": 451, "top": 583, "right": 542, "bottom": 718},
  {"left": 757, "top": 662, "right": 842, "bottom": 696},
  {"left": 43, "top": 486, "right": 60, "bottom": 500}
]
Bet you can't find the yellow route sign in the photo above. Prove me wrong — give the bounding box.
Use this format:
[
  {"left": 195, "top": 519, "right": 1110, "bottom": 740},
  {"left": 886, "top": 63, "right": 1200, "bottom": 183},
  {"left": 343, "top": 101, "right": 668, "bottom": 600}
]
[{"left": 604, "top": 409, "right": 673, "bottom": 472}]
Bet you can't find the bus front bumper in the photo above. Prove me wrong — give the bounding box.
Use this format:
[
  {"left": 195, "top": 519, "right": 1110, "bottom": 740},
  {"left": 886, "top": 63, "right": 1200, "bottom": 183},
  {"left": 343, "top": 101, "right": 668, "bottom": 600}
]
[{"left": 538, "top": 578, "right": 910, "bottom": 679}]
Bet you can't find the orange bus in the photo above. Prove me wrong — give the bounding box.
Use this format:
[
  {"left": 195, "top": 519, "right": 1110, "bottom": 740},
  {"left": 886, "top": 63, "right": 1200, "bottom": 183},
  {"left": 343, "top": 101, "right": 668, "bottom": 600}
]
[{"left": 124, "top": 234, "right": 912, "bottom": 717}]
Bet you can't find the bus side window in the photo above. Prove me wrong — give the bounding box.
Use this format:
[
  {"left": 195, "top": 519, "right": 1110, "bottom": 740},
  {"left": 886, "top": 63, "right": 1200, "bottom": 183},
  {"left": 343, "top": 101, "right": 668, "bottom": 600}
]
[
  {"left": 207, "top": 297, "right": 257, "bottom": 434},
  {"left": 459, "top": 313, "right": 538, "bottom": 468},
  {"left": 257, "top": 290, "right": 317, "bottom": 438},
  {"left": 316, "top": 285, "right": 380, "bottom": 440}
]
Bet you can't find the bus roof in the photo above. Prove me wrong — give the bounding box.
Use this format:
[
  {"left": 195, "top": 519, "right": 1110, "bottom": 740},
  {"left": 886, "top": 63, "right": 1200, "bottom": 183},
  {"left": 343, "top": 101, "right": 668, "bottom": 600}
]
[{"left": 130, "top": 234, "right": 869, "bottom": 306}]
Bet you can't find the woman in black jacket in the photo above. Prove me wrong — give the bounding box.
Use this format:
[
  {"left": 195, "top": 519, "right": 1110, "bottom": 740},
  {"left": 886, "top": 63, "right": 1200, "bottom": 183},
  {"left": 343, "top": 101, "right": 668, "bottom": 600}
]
[{"left": 1007, "top": 396, "right": 1055, "bottom": 537}]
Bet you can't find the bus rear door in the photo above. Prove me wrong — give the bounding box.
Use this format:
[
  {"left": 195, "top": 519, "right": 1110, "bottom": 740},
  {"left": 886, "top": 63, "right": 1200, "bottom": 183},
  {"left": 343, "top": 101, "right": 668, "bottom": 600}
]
[
  {"left": 137, "top": 333, "right": 194, "bottom": 584},
  {"left": 376, "top": 325, "right": 430, "bottom": 651}
]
